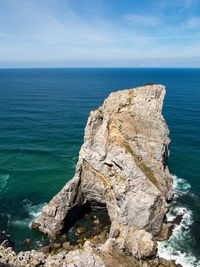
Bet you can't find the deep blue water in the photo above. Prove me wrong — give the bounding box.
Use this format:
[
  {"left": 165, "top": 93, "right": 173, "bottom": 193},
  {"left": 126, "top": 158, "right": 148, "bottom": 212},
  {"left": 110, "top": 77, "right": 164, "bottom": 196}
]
[{"left": 0, "top": 68, "right": 199, "bottom": 266}]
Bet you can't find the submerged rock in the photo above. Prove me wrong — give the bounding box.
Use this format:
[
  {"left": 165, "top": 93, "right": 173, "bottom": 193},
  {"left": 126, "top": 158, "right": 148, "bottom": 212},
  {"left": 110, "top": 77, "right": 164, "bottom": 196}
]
[
  {"left": 76, "top": 227, "right": 88, "bottom": 234},
  {"left": 23, "top": 238, "right": 33, "bottom": 246},
  {"left": 33, "top": 84, "right": 173, "bottom": 259}
]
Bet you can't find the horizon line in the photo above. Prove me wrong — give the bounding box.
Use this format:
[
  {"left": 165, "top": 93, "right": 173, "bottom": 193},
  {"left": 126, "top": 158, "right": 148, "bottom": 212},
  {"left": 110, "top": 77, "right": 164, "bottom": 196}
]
[{"left": 0, "top": 66, "right": 200, "bottom": 70}]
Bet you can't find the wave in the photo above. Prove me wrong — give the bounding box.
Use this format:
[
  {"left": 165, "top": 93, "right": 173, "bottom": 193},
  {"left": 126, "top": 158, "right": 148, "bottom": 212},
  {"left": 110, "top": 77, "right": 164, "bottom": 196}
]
[
  {"left": 0, "top": 174, "right": 9, "bottom": 192},
  {"left": 158, "top": 174, "right": 200, "bottom": 267},
  {"left": 25, "top": 201, "right": 46, "bottom": 219},
  {"left": 172, "top": 174, "right": 191, "bottom": 198},
  {"left": 11, "top": 200, "right": 46, "bottom": 229}
]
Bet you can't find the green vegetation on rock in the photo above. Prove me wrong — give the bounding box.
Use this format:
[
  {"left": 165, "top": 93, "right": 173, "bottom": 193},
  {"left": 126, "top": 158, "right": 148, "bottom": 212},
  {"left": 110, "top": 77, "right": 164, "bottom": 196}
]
[{"left": 123, "top": 141, "right": 159, "bottom": 190}]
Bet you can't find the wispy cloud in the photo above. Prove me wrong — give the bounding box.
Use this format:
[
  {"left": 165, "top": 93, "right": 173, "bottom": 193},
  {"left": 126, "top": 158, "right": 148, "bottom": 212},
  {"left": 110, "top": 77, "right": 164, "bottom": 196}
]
[
  {"left": 156, "top": 0, "right": 197, "bottom": 12},
  {"left": 124, "top": 14, "right": 161, "bottom": 26},
  {"left": 0, "top": 0, "right": 199, "bottom": 67},
  {"left": 181, "top": 16, "right": 200, "bottom": 29}
]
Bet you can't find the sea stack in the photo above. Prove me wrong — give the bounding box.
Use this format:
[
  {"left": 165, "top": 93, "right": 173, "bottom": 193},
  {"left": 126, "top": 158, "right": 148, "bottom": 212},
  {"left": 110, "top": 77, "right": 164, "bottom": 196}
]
[{"left": 33, "top": 84, "right": 173, "bottom": 259}]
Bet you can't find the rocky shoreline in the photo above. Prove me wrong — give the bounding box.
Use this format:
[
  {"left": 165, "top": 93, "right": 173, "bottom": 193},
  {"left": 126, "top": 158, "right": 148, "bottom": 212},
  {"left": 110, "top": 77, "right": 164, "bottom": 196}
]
[
  {"left": 0, "top": 206, "right": 183, "bottom": 266},
  {"left": 0, "top": 84, "right": 183, "bottom": 266},
  {"left": 0, "top": 225, "right": 182, "bottom": 267}
]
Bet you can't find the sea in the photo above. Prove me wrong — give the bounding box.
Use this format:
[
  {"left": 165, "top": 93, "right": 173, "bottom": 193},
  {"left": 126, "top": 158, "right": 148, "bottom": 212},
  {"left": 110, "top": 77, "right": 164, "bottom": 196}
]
[{"left": 0, "top": 68, "right": 199, "bottom": 266}]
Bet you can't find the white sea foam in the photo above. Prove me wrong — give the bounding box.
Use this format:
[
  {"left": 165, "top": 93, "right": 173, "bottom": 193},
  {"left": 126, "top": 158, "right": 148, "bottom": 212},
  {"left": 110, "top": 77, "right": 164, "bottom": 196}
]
[
  {"left": 26, "top": 202, "right": 47, "bottom": 228},
  {"left": 166, "top": 206, "right": 189, "bottom": 222},
  {"left": 172, "top": 174, "right": 191, "bottom": 198},
  {"left": 11, "top": 201, "right": 46, "bottom": 229},
  {"left": 25, "top": 202, "right": 46, "bottom": 219},
  {"left": 12, "top": 218, "right": 31, "bottom": 227},
  {"left": 158, "top": 208, "right": 195, "bottom": 266},
  {"left": 0, "top": 174, "right": 9, "bottom": 192},
  {"left": 158, "top": 174, "right": 200, "bottom": 267}
]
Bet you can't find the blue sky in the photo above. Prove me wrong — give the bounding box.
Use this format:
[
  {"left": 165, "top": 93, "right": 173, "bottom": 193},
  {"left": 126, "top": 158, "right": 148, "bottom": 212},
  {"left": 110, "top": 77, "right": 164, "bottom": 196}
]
[{"left": 0, "top": 0, "right": 200, "bottom": 67}]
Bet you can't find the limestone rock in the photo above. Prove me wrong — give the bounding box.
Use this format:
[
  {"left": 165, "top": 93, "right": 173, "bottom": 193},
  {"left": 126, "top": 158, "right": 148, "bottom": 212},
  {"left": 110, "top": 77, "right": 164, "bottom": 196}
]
[
  {"left": 65, "top": 248, "right": 105, "bottom": 267},
  {"left": 76, "top": 227, "right": 88, "bottom": 234},
  {"left": 0, "top": 242, "right": 181, "bottom": 266},
  {"left": 155, "top": 222, "right": 174, "bottom": 241},
  {"left": 33, "top": 84, "right": 173, "bottom": 259},
  {"left": 62, "top": 241, "right": 71, "bottom": 250}
]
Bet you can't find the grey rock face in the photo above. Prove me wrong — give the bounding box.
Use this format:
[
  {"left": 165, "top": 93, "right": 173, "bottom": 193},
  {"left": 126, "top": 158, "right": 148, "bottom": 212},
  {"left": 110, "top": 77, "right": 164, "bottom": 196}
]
[
  {"left": 33, "top": 84, "right": 173, "bottom": 259},
  {"left": 0, "top": 244, "right": 105, "bottom": 267},
  {"left": 0, "top": 241, "right": 181, "bottom": 267}
]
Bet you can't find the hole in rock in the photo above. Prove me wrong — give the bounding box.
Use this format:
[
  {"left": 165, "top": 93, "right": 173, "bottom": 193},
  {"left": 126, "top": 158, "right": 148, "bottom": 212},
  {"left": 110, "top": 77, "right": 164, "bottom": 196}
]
[
  {"left": 59, "top": 202, "right": 111, "bottom": 247},
  {"left": 62, "top": 202, "right": 92, "bottom": 232}
]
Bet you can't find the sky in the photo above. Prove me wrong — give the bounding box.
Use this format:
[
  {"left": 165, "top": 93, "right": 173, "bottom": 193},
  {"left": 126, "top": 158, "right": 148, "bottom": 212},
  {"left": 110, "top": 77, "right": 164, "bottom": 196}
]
[{"left": 0, "top": 0, "right": 200, "bottom": 68}]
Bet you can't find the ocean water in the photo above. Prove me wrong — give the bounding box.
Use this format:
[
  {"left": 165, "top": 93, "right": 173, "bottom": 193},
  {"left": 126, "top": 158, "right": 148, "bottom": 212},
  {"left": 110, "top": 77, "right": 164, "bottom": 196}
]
[{"left": 0, "top": 68, "right": 199, "bottom": 265}]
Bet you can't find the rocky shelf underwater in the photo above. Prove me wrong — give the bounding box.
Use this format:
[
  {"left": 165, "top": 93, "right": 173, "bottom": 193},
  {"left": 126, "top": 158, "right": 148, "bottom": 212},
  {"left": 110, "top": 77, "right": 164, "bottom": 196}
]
[{"left": 0, "top": 84, "right": 193, "bottom": 266}]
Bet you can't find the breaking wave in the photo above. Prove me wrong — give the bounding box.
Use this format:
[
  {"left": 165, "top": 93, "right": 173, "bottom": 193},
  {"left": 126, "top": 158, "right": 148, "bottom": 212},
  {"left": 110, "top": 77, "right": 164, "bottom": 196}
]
[
  {"left": 158, "top": 174, "right": 200, "bottom": 267},
  {"left": 172, "top": 175, "right": 191, "bottom": 198},
  {"left": 11, "top": 200, "right": 46, "bottom": 229}
]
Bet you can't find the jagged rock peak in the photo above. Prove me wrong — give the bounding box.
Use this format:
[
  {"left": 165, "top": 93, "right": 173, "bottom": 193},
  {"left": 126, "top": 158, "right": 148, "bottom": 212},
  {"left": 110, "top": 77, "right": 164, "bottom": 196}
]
[{"left": 33, "top": 84, "right": 173, "bottom": 259}]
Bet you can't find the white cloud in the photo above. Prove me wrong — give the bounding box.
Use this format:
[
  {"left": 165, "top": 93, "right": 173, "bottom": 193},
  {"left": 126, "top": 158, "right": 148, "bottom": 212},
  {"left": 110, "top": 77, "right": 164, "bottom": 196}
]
[
  {"left": 0, "top": 0, "right": 199, "bottom": 67},
  {"left": 124, "top": 14, "right": 161, "bottom": 26},
  {"left": 182, "top": 16, "right": 200, "bottom": 29}
]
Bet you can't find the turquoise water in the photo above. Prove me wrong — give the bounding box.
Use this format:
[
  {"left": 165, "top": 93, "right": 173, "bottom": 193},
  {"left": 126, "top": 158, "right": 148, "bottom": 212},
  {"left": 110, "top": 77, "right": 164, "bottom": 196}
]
[{"left": 0, "top": 68, "right": 199, "bottom": 265}]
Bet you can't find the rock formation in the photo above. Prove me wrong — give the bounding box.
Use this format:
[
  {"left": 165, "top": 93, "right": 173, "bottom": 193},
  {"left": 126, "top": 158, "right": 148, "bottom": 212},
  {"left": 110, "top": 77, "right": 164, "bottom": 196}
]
[
  {"left": 0, "top": 239, "right": 181, "bottom": 266},
  {"left": 33, "top": 84, "right": 173, "bottom": 259}
]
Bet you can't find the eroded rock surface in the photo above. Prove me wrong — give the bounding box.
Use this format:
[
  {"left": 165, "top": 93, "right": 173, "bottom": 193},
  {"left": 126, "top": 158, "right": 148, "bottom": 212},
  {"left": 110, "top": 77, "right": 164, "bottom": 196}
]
[
  {"left": 0, "top": 240, "right": 182, "bottom": 266},
  {"left": 33, "top": 84, "right": 173, "bottom": 259}
]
